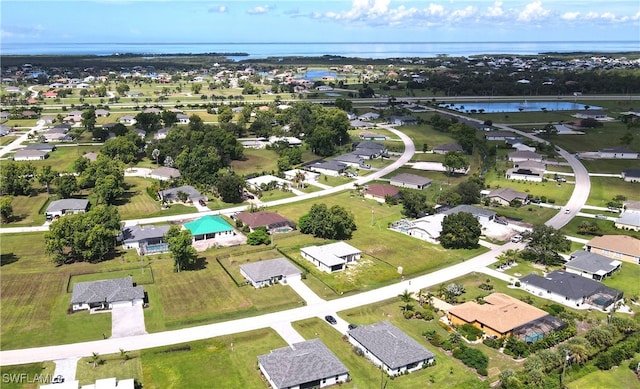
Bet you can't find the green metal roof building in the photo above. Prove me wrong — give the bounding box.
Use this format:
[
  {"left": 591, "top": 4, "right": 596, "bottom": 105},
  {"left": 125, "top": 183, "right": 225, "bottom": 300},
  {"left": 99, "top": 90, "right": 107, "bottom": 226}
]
[{"left": 184, "top": 215, "right": 234, "bottom": 241}]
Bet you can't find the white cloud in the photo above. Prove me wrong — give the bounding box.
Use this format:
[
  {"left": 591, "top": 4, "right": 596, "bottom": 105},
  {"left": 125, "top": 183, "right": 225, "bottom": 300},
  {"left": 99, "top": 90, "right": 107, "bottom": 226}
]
[
  {"left": 517, "top": 1, "right": 549, "bottom": 22},
  {"left": 247, "top": 5, "right": 270, "bottom": 15},
  {"left": 561, "top": 11, "right": 580, "bottom": 21},
  {"left": 208, "top": 5, "right": 227, "bottom": 13},
  {"left": 486, "top": 1, "right": 504, "bottom": 18}
]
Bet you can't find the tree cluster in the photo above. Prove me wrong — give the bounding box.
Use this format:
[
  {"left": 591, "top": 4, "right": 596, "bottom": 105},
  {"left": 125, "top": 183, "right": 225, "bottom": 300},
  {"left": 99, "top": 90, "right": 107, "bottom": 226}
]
[
  {"left": 166, "top": 225, "right": 198, "bottom": 272},
  {"left": 1, "top": 162, "right": 37, "bottom": 196},
  {"left": 45, "top": 205, "right": 121, "bottom": 264},
  {"left": 522, "top": 224, "right": 570, "bottom": 266},
  {"left": 439, "top": 212, "right": 481, "bottom": 249},
  {"left": 299, "top": 203, "right": 356, "bottom": 240}
]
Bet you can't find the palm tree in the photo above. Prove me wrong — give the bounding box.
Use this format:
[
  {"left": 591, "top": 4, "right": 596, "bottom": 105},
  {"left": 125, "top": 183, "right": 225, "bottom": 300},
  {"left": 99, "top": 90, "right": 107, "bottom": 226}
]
[
  {"left": 90, "top": 352, "right": 100, "bottom": 368},
  {"left": 398, "top": 289, "right": 412, "bottom": 303}
]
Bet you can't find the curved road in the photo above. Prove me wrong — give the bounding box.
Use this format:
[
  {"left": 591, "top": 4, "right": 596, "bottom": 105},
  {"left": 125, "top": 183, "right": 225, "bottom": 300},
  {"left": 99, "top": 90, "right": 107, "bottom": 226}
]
[{"left": 0, "top": 119, "right": 591, "bottom": 366}]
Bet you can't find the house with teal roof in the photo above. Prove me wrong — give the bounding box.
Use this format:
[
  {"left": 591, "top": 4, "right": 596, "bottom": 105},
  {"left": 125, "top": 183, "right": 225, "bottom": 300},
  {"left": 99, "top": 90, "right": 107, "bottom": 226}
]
[{"left": 184, "top": 215, "right": 234, "bottom": 241}]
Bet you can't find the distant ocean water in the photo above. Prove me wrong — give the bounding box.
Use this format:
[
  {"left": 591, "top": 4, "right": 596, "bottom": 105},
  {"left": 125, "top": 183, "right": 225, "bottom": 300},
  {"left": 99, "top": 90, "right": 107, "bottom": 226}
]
[{"left": 1, "top": 41, "right": 638, "bottom": 59}]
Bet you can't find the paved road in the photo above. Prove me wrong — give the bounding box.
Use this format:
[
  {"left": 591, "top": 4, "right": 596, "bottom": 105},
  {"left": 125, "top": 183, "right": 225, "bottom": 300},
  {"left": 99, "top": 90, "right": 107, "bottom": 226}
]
[{"left": 0, "top": 119, "right": 46, "bottom": 158}]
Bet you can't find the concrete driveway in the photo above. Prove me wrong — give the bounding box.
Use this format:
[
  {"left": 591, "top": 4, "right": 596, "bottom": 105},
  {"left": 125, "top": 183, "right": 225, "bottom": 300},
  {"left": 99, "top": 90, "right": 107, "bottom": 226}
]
[
  {"left": 52, "top": 357, "right": 79, "bottom": 384},
  {"left": 111, "top": 305, "right": 147, "bottom": 338},
  {"left": 287, "top": 278, "right": 325, "bottom": 305}
]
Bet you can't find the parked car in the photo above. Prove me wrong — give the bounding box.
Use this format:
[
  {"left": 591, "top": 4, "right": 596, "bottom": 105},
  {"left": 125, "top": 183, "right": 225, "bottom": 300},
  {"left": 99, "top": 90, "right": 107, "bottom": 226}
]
[
  {"left": 348, "top": 323, "right": 358, "bottom": 330},
  {"left": 530, "top": 198, "right": 541, "bottom": 204},
  {"left": 324, "top": 315, "right": 337, "bottom": 325},
  {"left": 565, "top": 209, "right": 571, "bottom": 214},
  {"left": 595, "top": 214, "right": 607, "bottom": 219},
  {"left": 198, "top": 199, "right": 207, "bottom": 207},
  {"left": 511, "top": 235, "right": 523, "bottom": 243}
]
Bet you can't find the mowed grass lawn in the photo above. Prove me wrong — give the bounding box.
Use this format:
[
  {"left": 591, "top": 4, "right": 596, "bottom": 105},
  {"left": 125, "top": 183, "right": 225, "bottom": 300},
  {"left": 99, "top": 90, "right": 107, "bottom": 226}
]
[
  {"left": 567, "top": 364, "right": 640, "bottom": 389},
  {"left": 1, "top": 190, "right": 50, "bottom": 227},
  {"left": 115, "top": 177, "right": 198, "bottom": 220},
  {"left": 230, "top": 148, "right": 280, "bottom": 176},
  {"left": 21, "top": 145, "right": 102, "bottom": 172},
  {"left": 484, "top": 169, "right": 574, "bottom": 205},
  {"left": 560, "top": 216, "right": 640, "bottom": 240},
  {"left": 554, "top": 121, "right": 640, "bottom": 154},
  {"left": 587, "top": 176, "right": 640, "bottom": 207},
  {"left": 272, "top": 191, "right": 487, "bottom": 296},
  {"left": 580, "top": 158, "right": 640, "bottom": 174}
]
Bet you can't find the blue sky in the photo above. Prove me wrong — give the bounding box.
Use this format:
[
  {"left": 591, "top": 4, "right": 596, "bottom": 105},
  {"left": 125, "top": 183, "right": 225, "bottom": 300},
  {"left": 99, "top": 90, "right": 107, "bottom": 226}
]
[{"left": 1, "top": 0, "right": 639, "bottom": 44}]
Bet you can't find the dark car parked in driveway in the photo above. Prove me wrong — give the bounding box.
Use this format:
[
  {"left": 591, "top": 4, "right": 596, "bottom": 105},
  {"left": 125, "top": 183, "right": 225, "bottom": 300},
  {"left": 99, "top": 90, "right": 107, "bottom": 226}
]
[{"left": 324, "top": 315, "right": 337, "bottom": 325}]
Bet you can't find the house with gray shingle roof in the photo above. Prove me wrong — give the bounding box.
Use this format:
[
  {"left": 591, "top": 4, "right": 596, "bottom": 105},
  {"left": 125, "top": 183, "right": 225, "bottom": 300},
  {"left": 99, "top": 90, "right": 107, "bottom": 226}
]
[
  {"left": 258, "top": 339, "right": 349, "bottom": 389},
  {"left": 348, "top": 321, "right": 435, "bottom": 376},
  {"left": 615, "top": 211, "right": 640, "bottom": 231},
  {"left": 440, "top": 204, "right": 496, "bottom": 223},
  {"left": 45, "top": 199, "right": 89, "bottom": 220},
  {"left": 70, "top": 277, "right": 144, "bottom": 311},
  {"left": 389, "top": 173, "right": 432, "bottom": 190},
  {"left": 565, "top": 251, "right": 621, "bottom": 281},
  {"left": 158, "top": 185, "right": 205, "bottom": 203},
  {"left": 120, "top": 224, "right": 170, "bottom": 255},
  {"left": 149, "top": 166, "right": 181, "bottom": 181},
  {"left": 486, "top": 187, "right": 528, "bottom": 206},
  {"left": 240, "top": 258, "right": 301, "bottom": 288}
]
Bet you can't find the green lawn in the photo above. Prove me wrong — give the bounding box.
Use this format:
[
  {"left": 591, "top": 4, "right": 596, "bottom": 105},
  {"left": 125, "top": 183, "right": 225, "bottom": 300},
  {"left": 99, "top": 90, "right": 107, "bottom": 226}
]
[
  {"left": 483, "top": 204, "right": 559, "bottom": 226},
  {"left": 0, "top": 135, "right": 18, "bottom": 146},
  {"left": 115, "top": 177, "right": 199, "bottom": 220},
  {"left": 397, "top": 124, "right": 459, "bottom": 150},
  {"left": 230, "top": 148, "right": 280, "bottom": 176},
  {"left": 23, "top": 145, "right": 102, "bottom": 172},
  {"left": 0, "top": 362, "right": 55, "bottom": 389},
  {"left": 257, "top": 188, "right": 297, "bottom": 202},
  {"left": 76, "top": 351, "right": 142, "bottom": 386},
  {"left": 141, "top": 328, "right": 287, "bottom": 389},
  {"left": 1, "top": 190, "right": 50, "bottom": 227},
  {"left": 603, "top": 263, "right": 640, "bottom": 301},
  {"left": 559, "top": 216, "right": 640, "bottom": 240},
  {"left": 484, "top": 169, "right": 574, "bottom": 205},
  {"left": 587, "top": 177, "right": 640, "bottom": 207},
  {"left": 580, "top": 159, "right": 640, "bottom": 174},
  {"left": 567, "top": 364, "right": 640, "bottom": 389},
  {"left": 554, "top": 121, "right": 640, "bottom": 155}
]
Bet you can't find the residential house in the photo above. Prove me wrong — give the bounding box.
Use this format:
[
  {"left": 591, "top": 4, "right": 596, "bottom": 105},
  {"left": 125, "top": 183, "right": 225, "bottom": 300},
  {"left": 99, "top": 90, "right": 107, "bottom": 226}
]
[
  {"left": 348, "top": 321, "right": 435, "bottom": 376},
  {"left": 143, "top": 107, "right": 161, "bottom": 114},
  {"left": 485, "top": 131, "right": 518, "bottom": 141},
  {"left": 388, "top": 115, "right": 417, "bottom": 126},
  {"left": 45, "top": 199, "right": 90, "bottom": 220},
  {"left": 149, "top": 166, "right": 181, "bottom": 181},
  {"left": 95, "top": 109, "right": 110, "bottom": 117},
  {"left": 300, "top": 242, "right": 361, "bottom": 273},
  {"left": 358, "top": 112, "right": 380, "bottom": 121},
  {"left": 40, "top": 115, "right": 55, "bottom": 124},
  {"left": 586, "top": 235, "right": 640, "bottom": 265},
  {"left": 258, "top": 339, "right": 349, "bottom": 389},
  {"left": 615, "top": 212, "right": 640, "bottom": 231},
  {"left": 440, "top": 204, "right": 496, "bottom": 223},
  {"left": 120, "top": 224, "right": 170, "bottom": 255},
  {"left": 284, "top": 169, "right": 319, "bottom": 182},
  {"left": 508, "top": 150, "right": 543, "bottom": 163},
  {"left": 184, "top": 215, "right": 234, "bottom": 241},
  {"left": 622, "top": 169, "right": 640, "bottom": 183},
  {"left": 513, "top": 160, "right": 546, "bottom": 171},
  {"left": 0, "top": 111, "right": 10, "bottom": 120},
  {"left": 565, "top": 251, "right": 621, "bottom": 281},
  {"left": 575, "top": 110, "right": 608, "bottom": 120},
  {"left": 389, "top": 173, "right": 432, "bottom": 190},
  {"left": 486, "top": 187, "right": 528, "bottom": 206},
  {"left": 350, "top": 119, "right": 374, "bottom": 128},
  {"left": 359, "top": 131, "right": 386, "bottom": 140},
  {"left": 25, "top": 143, "right": 56, "bottom": 152},
  {"left": 623, "top": 200, "right": 640, "bottom": 213},
  {"left": 598, "top": 147, "right": 638, "bottom": 159},
  {"left": 43, "top": 127, "right": 70, "bottom": 142},
  {"left": 21, "top": 110, "right": 38, "bottom": 118},
  {"left": 364, "top": 184, "right": 401, "bottom": 203},
  {"left": 13, "top": 149, "right": 48, "bottom": 161},
  {"left": 135, "top": 129, "right": 146, "bottom": 139},
  {"left": 240, "top": 258, "right": 302, "bottom": 288},
  {"left": 353, "top": 141, "right": 387, "bottom": 159},
  {"left": 306, "top": 160, "right": 347, "bottom": 177},
  {"left": 82, "top": 152, "right": 98, "bottom": 162},
  {"left": 506, "top": 168, "right": 543, "bottom": 182},
  {"left": 400, "top": 216, "right": 445, "bottom": 244},
  {"left": 234, "top": 211, "right": 294, "bottom": 233},
  {"left": 70, "top": 277, "right": 144, "bottom": 311},
  {"left": 0, "top": 124, "right": 10, "bottom": 136},
  {"left": 333, "top": 153, "right": 366, "bottom": 168},
  {"left": 246, "top": 175, "right": 291, "bottom": 191},
  {"left": 433, "top": 143, "right": 464, "bottom": 154},
  {"left": 520, "top": 270, "right": 623, "bottom": 311},
  {"left": 118, "top": 115, "right": 136, "bottom": 125},
  {"left": 269, "top": 136, "right": 302, "bottom": 147},
  {"left": 176, "top": 113, "right": 190, "bottom": 124},
  {"left": 154, "top": 127, "right": 171, "bottom": 140},
  {"left": 447, "top": 293, "right": 564, "bottom": 341},
  {"left": 158, "top": 185, "right": 205, "bottom": 204}
]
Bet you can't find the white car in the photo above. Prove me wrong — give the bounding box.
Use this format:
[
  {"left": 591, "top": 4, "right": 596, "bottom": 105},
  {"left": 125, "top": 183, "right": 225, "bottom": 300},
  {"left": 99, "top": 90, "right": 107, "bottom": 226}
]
[
  {"left": 511, "top": 235, "right": 523, "bottom": 243},
  {"left": 565, "top": 209, "right": 571, "bottom": 214}
]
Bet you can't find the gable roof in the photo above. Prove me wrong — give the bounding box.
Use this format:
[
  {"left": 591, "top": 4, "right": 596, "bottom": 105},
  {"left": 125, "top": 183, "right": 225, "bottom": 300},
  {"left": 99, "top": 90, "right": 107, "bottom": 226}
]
[
  {"left": 121, "top": 224, "right": 170, "bottom": 244},
  {"left": 301, "top": 242, "right": 361, "bottom": 266},
  {"left": 14, "top": 149, "right": 48, "bottom": 159},
  {"left": 447, "top": 293, "right": 550, "bottom": 334},
  {"left": 599, "top": 147, "right": 636, "bottom": 154},
  {"left": 365, "top": 184, "right": 400, "bottom": 198},
  {"left": 488, "top": 187, "right": 528, "bottom": 202},
  {"left": 258, "top": 339, "right": 348, "bottom": 388},
  {"left": 567, "top": 251, "right": 622, "bottom": 275},
  {"left": 615, "top": 212, "right": 640, "bottom": 228},
  {"left": 587, "top": 235, "right": 640, "bottom": 258},
  {"left": 508, "top": 150, "right": 542, "bottom": 160},
  {"left": 184, "top": 215, "right": 233, "bottom": 236},
  {"left": 240, "top": 258, "right": 301, "bottom": 282},
  {"left": 25, "top": 143, "right": 55, "bottom": 151},
  {"left": 308, "top": 160, "right": 347, "bottom": 172},
  {"left": 46, "top": 199, "right": 89, "bottom": 213},
  {"left": 71, "top": 277, "right": 144, "bottom": 305},
  {"left": 622, "top": 169, "right": 640, "bottom": 178},
  {"left": 235, "top": 211, "right": 292, "bottom": 229},
  {"left": 355, "top": 141, "right": 386, "bottom": 152},
  {"left": 441, "top": 204, "right": 496, "bottom": 219},
  {"left": 520, "top": 270, "right": 622, "bottom": 300},
  {"left": 348, "top": 321, "right": 435, "bottom": 369},
  {"left": 150, "top": 166, "right": 180, "bottom": 179},
  {"left": 158, "top": 185, "right": 203, "bottom": 201},
  {"left": 390, "top": 173, "right": 432, "bottom": 187}
]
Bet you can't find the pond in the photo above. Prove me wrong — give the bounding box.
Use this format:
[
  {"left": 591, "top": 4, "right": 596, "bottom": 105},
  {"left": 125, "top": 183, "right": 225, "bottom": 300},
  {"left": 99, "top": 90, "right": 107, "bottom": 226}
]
[
  {"left": 302, "top": 69, "right": 338, "bottom": 80},
  {"left": 439, "top": 101, "right": 601, "bottom": 113}
]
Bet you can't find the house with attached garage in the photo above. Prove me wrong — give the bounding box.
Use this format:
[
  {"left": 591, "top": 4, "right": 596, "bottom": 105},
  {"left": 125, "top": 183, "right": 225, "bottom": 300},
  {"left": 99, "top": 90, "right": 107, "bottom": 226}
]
[
  {"left": 574, "top": 109, "right": 608, "bottom": 120},
  {"left": 240, "top": 258, "right": 301, "bottom": 288},
  {"left": 508, "top": 150, "right": 543, "bottom": 163},
  {"left": 149, "top": 166, "right": 181, "bottom": 181},
  {"left": 622, "top": 169, "right": 640, "bottom": 183},
  {"left": 486, "top": 187, "right": 528, "bottom": 206},
  {"left": 284, "top": 169, "right": 319, "bottom": 182},
  {"left": 433, "top": 142, "right": 464, "bottom": 155},
  {"left": 300, "top": 242, "right": 361, "bottom": 273},
  {"left": 519, "top": 270, "right": 624, "bottom": 311},
  {"left": 565, "top": 250, "right": 621, "bottom": 281},
  {"left": 440, "top": 204, "right": 496, "bottom": 223},
  {"left": 234, "top": 211, "right": 295, "bottom": 233},
  {"left": 615, "top": 212, "right": 640, "bottom": 231},
  {"left": 13, "top": 149, "right": 48, "bottom": 161},
  {"left": 258, "top": 339, "right": 349, "bottom": 389},
  {"left": 184, "top": 215, "right": 235, "bottom": 242},
  {"left": 586, "top": 235, "right": 640, "bottom": 265},
  {"left": 347, "top": 321, "right": 435, "bottom": 376},
  {"left": 353, "top": 141, "right": 387, "bottom": 159},
  {"left": 485, "top": 131, "right": 519, "bottom": 141},
  {"left": 389, "top": 173, "right": 432, "bottom": 190},
  {"left": 306, "top": 160, "right": 348, "bottom": 177},
  {"left": 45, "top": 199, "right": 90, "bottom": 220},
  {"left": 506, "top": 167, "right": 543, "bottom": 182},
  {"left": 598, "top": 147, "right": 638, "bottom": 159},
  {"left": 158, "top": 185, "right": 205, "bottom": 204},
  {"left": 364, "top": 184, "right": 401, "bottom": 203},
  {"left": 70, "top": 277, "right": 144, "bottom": 311},
  {"left": 120, "top": 224, "right": 170, "bottom": 255}
]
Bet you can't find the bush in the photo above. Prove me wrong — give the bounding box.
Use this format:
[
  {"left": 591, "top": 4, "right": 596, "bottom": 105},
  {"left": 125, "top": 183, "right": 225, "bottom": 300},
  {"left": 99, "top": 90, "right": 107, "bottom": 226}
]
[
  {"left": 458, "top": 324, "right": 483, "bottom": 341},
  {"left": 452, "top": 344, "right": 489, "bottom": 374},
  {"left": 483, "top": 337, "right": 502, "bottom": 349}
]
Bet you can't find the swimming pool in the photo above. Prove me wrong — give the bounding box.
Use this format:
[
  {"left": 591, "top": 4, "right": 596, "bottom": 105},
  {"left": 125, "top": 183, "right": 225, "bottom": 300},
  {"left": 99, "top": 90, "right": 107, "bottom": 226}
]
[{"left": 439, "top": 101, "right": 601, "bottom": 113}]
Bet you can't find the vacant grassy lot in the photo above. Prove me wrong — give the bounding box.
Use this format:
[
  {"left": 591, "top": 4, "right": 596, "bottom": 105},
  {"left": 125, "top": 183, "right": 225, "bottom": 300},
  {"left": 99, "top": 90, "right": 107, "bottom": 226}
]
[
  {"left": 0, "top": 135, "right": 18, "bottom": 146},
  {"left": 484, "top": 169, "right": 574, "bottom": 205},
  {"left": 580, "top": 158, "right": 640, "bottom": 174},
  {"left": 115, "top": 177, "right": 199, "bottom": 220},
  {"left": 76, "top": 351, "right": 143, "bottom": 386},
  {"left": 587, "top": 177, "right": 640, "bottom": 207},
  {"left": 554, "top": 121, "right": 640, "bottom": 154},
  {"left": 230, "top": 148, "right": 280, "bottom": 176},
  {"left": 484, "top": 204, "right": 559, "bottom": 226},
  {"left": 560, "top": 216, "right": 640, "bottom": 240},
  {"left": 567, "top": 364, "right": 640, "bottom": 389},
  {"left": 141, "top": 329, "right": 286, "bottom": 389},
  {"left": 1, "top": 190, "right": 50, "bottom": 227},
  {"left": 24, "top": 145, "right": 102, "bottom": 172},
  {"left": 0, "top": 362, "right": 55, "bottom": 389},
  {"left": 398, "top": 124, "right": 460, "bottom": 150}
]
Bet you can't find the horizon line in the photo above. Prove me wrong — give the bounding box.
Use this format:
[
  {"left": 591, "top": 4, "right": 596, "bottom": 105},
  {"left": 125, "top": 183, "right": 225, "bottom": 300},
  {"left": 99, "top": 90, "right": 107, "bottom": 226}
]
[{"left": 3, "top": 40, "right": 640, "bottom": 45}]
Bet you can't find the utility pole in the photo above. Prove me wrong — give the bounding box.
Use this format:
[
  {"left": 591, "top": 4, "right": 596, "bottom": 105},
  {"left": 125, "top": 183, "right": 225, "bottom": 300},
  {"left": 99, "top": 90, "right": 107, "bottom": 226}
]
[{"left": 560, "top": 350, "right": 570, "bottom": 389}]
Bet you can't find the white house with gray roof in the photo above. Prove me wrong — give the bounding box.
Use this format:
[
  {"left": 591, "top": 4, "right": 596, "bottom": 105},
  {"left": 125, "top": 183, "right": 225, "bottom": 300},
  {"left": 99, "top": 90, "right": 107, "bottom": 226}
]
[
  {"left": 45, "top": 199, "right": 89, "bottom": 220},
  {"left": 120, "top": 224, "right": 170, "bottom": 255},
  {"left": 300, "top": 242, "right": 361, "bottom": 273},
  {"left": 258, "top": 339, "right": 349, "bottom": 389},
  {"left": 158, "top": 185, "right": 205, "bottom": 203},
  {"left": 240, "top": 258, "right": 301, "bottom": 288},
  {"left": 440, "top": 205, "right": 496, "bottom": 223},
  {"left": 149, "top": 166, "right": 181, "bottom": 181},
  {"left": 348, "top": 321, "right": 435, "bottom": 376},
  {"left": 389, "top": 173, "right": 432, "bottom": 190},
  {"left": 565, "top": 251, "right": 621, "bottom": 281},
  {"left": 70, "top": 277, "right": 144, "bottom": 311}
]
